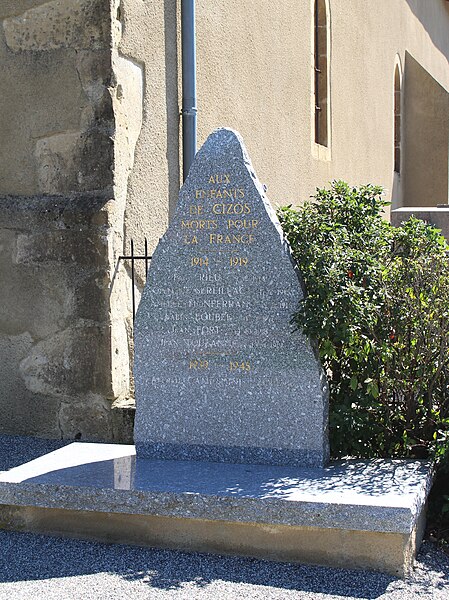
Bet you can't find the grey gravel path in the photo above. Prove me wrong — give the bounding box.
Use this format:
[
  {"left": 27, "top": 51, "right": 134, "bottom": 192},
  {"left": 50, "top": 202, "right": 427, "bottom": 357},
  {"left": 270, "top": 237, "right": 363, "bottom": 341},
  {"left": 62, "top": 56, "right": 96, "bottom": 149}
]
[
  {"left": 0, "top": 435, "right": 448, "bottom": 599},
  {"left": 0, "top": 531, "right": 447, "bottom": 600}
]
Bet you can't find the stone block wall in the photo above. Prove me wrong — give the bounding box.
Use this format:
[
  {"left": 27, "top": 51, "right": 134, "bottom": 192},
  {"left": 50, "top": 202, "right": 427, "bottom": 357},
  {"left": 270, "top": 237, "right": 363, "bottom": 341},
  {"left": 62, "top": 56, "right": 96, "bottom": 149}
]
[
  {"left": 0, "top": 195, "right": 120, "bottom": 439},
  {"left": 0, "top": 1, "right": 141, "bottom": 441},
  {"left": 0, "top": 0, "right": 114, "bottom": 196}
]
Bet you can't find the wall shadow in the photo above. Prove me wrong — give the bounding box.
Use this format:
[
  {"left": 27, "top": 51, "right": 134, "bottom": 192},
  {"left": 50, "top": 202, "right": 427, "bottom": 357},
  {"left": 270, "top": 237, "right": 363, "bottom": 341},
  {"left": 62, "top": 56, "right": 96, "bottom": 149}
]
[
  {"left": 403, "top": 52, "right": 449, "bottom": 207},
  {"left": 405, "top": 0, "right": 449, "bottom": 59}
]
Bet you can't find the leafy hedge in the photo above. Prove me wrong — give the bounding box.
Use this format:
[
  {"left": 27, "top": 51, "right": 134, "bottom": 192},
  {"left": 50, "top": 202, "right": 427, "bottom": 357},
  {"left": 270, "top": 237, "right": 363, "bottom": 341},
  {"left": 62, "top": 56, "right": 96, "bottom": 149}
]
[{"left": 278, "top": 181, "right": 449, "bottom": 467}]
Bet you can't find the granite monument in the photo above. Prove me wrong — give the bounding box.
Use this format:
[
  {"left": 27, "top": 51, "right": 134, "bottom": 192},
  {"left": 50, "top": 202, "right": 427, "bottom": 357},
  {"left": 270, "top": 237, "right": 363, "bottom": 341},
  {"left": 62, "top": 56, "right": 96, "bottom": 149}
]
[{"left": 134, "top": 128, "right": 329, "bottom": 467}]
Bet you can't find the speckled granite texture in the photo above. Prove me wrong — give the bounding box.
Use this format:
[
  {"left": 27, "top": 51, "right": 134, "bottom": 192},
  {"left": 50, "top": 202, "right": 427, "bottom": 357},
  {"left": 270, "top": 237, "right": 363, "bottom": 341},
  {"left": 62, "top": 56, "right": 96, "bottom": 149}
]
[
  {"left": 0, "top": 442, "right": 432, "bottom": 535},
  {"left": 133, "top": 128, "right": 329, "bottom": 467}
]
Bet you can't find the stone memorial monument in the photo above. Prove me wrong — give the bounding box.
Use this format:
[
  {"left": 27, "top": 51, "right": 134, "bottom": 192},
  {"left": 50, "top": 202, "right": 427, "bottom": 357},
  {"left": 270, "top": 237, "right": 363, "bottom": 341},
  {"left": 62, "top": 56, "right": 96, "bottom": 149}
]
[
  {"left": 0, "top": 128, "right": 432, "bottom": 578},
  {"left": 134, "top": 128, "right": 329, "bottom": 467}
]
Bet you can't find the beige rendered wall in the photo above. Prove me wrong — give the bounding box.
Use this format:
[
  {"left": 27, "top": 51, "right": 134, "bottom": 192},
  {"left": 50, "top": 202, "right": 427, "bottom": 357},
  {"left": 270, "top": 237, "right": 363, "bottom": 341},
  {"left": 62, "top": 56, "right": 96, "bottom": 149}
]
[
  {"left": 121, "top": 0, "right": 449, "bottom": 254},
  {"left": 119, "top": 0, "right": 180, "bottom": 263}
]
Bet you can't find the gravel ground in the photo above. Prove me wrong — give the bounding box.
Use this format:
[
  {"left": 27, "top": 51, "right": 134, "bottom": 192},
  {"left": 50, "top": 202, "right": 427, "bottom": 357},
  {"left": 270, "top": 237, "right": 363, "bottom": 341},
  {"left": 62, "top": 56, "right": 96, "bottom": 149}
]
[
  {"left": 0, "top": 532, "right": 447, "bottom": 600},
  {"left": 0, "top": 435, "right": 447, "bottom": 599}
]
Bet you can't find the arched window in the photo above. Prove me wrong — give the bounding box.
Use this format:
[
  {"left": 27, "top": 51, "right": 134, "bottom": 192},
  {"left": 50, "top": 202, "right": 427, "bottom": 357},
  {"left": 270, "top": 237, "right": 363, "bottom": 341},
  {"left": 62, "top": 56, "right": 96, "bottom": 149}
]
[
  {"left": 394, "top": 65, "right": 402, "bottom": 173},
  {"left": 314, "top": 0, "right": 329, "bottom": 147}
]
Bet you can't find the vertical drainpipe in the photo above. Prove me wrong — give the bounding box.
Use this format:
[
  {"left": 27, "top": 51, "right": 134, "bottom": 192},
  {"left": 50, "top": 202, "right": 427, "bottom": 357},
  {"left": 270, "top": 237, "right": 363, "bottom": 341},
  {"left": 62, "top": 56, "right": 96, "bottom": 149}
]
[{"left": 181, "top": 0, "right": 197, "bottom": 181}]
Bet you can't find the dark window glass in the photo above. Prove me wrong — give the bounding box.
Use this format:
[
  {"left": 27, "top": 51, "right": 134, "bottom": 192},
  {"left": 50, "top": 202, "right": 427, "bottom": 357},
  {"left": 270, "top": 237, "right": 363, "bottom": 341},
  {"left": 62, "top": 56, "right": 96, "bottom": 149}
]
[
  {"left": 314, "top": 0, "right": 328, "bottom": 147},
  {"left": 394, "top": 66, "right": 401, "bottom": 173}
]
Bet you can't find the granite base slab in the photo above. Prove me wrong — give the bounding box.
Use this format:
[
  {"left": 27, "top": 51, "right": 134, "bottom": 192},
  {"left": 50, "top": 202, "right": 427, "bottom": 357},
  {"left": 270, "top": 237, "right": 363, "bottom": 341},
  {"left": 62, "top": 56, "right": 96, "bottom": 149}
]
[{"left": 0, "top": 442, "right": 433, "bottom": 577}]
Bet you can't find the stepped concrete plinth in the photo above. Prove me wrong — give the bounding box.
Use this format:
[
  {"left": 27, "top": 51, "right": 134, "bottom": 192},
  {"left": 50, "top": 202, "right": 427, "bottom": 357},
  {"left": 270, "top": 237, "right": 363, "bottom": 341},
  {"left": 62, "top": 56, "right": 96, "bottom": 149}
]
[{"left": 0, "top": 441, "right": 432, "bottom": 577}]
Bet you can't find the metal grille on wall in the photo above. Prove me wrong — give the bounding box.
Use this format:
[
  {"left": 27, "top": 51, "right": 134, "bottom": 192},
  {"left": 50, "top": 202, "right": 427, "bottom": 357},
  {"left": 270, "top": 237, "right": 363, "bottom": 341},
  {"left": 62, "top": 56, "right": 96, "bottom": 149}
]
[{"left": 119, "top": 239, "right": 152, "bottom": 322}]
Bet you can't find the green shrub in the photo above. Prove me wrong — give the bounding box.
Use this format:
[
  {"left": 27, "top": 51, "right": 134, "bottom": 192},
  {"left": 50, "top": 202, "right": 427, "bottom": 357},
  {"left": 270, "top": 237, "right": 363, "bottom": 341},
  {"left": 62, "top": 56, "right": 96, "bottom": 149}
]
[{"left": 278, "top": 181, "right": 449, "bottom": 465}]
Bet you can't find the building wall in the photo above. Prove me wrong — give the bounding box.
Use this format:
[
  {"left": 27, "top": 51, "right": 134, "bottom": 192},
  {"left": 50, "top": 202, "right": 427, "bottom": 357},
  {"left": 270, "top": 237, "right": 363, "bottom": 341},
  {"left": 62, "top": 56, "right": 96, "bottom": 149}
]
[
  {"left": 0, "top": 0, "right": 448, "bottom": 440},
  {"left": 0, "top": 1, "right": 134, "bottom": 440},
  {"left": 403, "top": 52, "right": 449, "bottom": 206},
  {"left": 121, "top": 0, "right": 449, "bottom": 257}
]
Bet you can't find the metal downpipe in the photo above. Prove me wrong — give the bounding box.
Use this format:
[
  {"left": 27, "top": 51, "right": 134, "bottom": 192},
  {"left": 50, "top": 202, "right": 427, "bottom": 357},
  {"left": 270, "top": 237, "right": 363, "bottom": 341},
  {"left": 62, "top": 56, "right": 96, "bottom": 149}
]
[{"left": 181, "top": 0, "right": 197, "bottom": 181}]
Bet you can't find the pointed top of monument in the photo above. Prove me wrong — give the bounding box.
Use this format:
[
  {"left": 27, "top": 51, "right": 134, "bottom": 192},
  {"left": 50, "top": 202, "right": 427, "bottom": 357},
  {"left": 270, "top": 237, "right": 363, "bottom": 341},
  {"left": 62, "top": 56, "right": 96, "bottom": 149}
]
[
  {"left": 184, "top": 127, "right": 255, "bottom": 185},
  {"left": 198, "top": 127, "right": 247, "bottom": 157}
]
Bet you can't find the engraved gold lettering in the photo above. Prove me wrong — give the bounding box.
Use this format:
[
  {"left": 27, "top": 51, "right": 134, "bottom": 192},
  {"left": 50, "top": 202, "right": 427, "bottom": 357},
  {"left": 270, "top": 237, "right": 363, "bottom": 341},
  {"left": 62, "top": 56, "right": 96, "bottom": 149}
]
[
  {"left": 229, "top": 361, "right": 251, "bottom": 372},
  {"left": 183, "top": 234, "right": 198, "bottom": 244},
  {"left": 212, "top": 203, "right": 251, "bottom": 215},
  {"left": 195, "top": 189, "right": 244, "bottom": 200},
  {"left": 190, "top": 204, "right": 204, "bottom": 213},
  {"left": 209, "top": 174, "right": 231, "bottom": 184},
  {"left": 191, "top": 257, "right": 209, "bottom": 267},
  {"left": 209, "top": 233, "right": 254, "bottom": 244},
  {"left": 227, "top": 219, "right": 258, "bottom": 229},
  {"left": 230, "top": 256, "right": 249, "bottom": 267},
  {"left": 182, "top": 219, "right": 217, "bottom": 230},
  {"left": 189, "top": 359, "right": 209, "bottom": 370}
]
